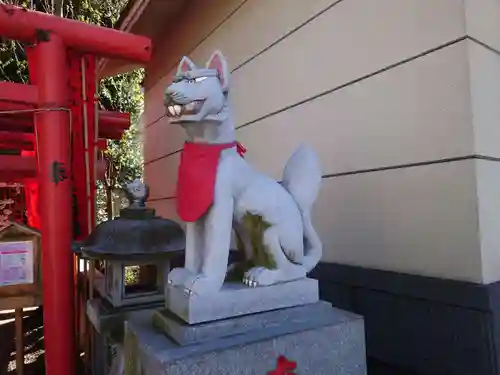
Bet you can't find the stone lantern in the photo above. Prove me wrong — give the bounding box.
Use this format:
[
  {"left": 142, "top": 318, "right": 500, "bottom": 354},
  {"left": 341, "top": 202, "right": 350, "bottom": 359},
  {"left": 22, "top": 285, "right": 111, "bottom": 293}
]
[{"left": 76, "top": 179, "right": 185, "bottom": 308}]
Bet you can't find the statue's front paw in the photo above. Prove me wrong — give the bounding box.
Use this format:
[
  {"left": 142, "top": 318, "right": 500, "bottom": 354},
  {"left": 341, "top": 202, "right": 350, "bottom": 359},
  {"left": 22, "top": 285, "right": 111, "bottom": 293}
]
[
  {"left": 167, "top": 267, "right": 194, "bottom": 287},
  {"left": 243, "top": 267, "right": 282, "bottom": 287},
  {"left": 183, "top": 274, "right": 223, "bottom": 296}
]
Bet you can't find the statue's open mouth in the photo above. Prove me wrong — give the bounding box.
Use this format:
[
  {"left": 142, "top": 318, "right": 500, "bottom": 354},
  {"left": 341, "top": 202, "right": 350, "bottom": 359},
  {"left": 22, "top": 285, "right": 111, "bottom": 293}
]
[{"left": 165, "top": 100, "right": 205, "bottom": 118}]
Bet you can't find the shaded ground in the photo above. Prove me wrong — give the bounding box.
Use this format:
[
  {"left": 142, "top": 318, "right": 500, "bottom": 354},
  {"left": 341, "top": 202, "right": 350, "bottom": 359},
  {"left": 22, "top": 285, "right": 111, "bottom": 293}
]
[{"left": 0, "top": 308, "right": 44, "bottom": 375}]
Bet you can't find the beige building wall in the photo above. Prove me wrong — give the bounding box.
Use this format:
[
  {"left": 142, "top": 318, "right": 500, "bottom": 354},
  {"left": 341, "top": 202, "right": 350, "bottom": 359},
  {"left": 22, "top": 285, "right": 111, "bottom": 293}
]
[{"left": 143, "top": 0, "right": 500, "bottom": 284}]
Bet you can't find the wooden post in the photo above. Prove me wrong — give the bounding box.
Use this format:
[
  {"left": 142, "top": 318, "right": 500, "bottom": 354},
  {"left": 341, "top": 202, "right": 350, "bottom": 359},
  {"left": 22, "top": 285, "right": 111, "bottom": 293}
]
[{"left": 15, "top": 308, "right": 24, "bottom": 375}]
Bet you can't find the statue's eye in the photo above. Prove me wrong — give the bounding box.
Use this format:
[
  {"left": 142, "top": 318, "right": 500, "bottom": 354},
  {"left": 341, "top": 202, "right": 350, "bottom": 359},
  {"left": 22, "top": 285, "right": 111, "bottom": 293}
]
[{"left": 195, "top": 77, "right": 207, "bottom": 83}]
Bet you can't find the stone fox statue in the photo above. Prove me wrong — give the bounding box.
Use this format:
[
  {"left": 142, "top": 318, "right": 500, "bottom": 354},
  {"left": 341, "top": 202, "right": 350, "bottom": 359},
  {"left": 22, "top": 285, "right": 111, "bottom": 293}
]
[{"left": 164, "top": 50, "right": 323, "bottom": 296}]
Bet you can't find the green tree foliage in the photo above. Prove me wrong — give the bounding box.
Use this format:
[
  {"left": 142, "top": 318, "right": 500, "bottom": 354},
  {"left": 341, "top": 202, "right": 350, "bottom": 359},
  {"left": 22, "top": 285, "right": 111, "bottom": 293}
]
[
  {"left": 98, "top": 69, "right": 144, "bottom": 222},
  {"left": 0, "top": 0, "right": 144, "bottom": 223}
]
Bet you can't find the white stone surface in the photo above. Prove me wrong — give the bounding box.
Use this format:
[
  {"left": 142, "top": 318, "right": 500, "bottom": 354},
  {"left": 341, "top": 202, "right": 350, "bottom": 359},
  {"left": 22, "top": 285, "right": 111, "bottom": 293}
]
[
  {"left": 124, "top": 301, "right": 366, "bottom": 375},
  {"left": 165, "top": 51, "right": 323, "bottom": 296},
  {"left": 166, "top": 278, "right": 319, "bottom": 324}
]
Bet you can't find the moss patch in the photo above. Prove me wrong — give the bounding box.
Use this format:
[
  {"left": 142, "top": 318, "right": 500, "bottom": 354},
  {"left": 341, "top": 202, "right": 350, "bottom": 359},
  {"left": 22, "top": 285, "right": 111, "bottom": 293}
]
[
  {"left": 235, "top": 228, "right": 245, "bottom": 256},
  {"left": 124, "top": 328, "right": 139, "bottom": 375},
  {"left": 225, "top": 260, "right": 253, "bottom": 281},
  {"left": 226, "top": 229, "right": 253, "bottom": 281},
  {"left": 241, "top": 213, "right": 277, "bottom": 270},
  {"left": 151, "top": 309, "right": 175, "bottom": 338}
]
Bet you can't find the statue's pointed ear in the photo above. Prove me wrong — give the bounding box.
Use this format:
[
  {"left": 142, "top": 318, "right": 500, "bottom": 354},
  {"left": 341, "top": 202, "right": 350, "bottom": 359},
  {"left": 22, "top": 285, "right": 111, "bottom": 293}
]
[
  {"left": 177, "top": 56, "right": 196, "bottom": 75},
  {"left": 206, "top": 50, "right": 229, "bottom": 91}
]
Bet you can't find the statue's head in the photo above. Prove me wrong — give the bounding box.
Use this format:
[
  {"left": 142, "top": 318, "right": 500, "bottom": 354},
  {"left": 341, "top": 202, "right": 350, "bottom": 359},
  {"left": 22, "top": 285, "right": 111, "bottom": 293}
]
[
  {"left": 164, "top": 51, "right": 230, "bottom": 124},
  {"left": 125, "top": 178, "right": 149, "bottom": 207}
]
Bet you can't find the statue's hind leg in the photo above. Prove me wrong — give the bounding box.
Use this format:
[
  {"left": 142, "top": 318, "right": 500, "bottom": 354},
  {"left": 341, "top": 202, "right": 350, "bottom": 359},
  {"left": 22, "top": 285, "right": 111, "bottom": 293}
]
[
  {"left": 243, "top": 227, "right": 306, "bottom": 287},
  {"left": 226, "top": 221, "right": 253, "bottom": 282}
]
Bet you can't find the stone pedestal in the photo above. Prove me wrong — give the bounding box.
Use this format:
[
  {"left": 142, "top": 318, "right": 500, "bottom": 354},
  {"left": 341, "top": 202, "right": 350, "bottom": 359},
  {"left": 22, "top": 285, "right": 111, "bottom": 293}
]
[
  {"left": 86, "top": 297, "right": 163, "bottom": 340},
  {"left": 166, "top": 277, "right": 319, "bottom": 324},
  {"left": 86, "top": 297, "right": 165, "bottom": 375},
  {"left": 124, "top": 301, "right": 367, "bottom": 375}
]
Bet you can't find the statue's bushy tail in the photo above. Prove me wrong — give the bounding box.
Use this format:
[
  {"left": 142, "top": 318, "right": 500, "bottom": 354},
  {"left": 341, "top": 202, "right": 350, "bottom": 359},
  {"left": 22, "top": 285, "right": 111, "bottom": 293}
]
[{"left": 281, "top": 144, "right": 323, "bottom": 272}]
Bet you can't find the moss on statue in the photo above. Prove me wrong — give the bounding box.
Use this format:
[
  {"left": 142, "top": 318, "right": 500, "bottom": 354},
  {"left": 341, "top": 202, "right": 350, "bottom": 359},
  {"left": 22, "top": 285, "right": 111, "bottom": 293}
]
[
  {"left": 225, "top": 230, "right": 252, "bottom": 281},
  {"left": 225, "top": 259, "right": 252, "bottom": 282},
  {"left": 226, "top": 213, "right": 278, "bottom": 281},
  {"left": 234, "top": 229, "right": 245, "bottom": 258},
  {"left": 151, "top": 310, "right": 172, "bottom": 335},
  {"left": 241, "top": 212, "right": 277, "bottom": 270}
]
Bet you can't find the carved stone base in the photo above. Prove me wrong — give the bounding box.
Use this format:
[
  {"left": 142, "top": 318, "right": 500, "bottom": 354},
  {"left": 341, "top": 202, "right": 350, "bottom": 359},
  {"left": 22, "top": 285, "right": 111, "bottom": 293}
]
[
  {"left": 152, "top": 301, "right": 334, "bottom": 346},
  {"left": 124, "top": 302, "right": 366, "bottom": 375},
  {"left": 165, "top": 277, "right": 319, "bottom": 324}
]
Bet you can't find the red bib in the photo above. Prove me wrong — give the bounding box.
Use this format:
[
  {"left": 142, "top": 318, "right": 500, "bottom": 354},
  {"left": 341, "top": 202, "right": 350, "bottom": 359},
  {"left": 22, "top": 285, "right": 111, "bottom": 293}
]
[{"left": 176, "top": 141, "right": 246, "bottom": 222}]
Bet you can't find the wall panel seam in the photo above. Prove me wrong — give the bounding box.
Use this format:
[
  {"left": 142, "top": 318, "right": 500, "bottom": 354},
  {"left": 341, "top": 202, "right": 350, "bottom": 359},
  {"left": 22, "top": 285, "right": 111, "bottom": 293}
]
[
  {"left": 231, "top": 0, "right": 346, "bottom": 73},
  {"left": 145, "top": 155, "right": 498, "bottom": 202},
  {"left": 146, "top": 0, "right": 250, "bottom": 90},
  {"left": 322, "top": 154, "right": 500, "bottom": 179},
  {"left": 144, "top": 36, "right": 468, "bottom": 163},
  {"left": 468, "top": 36, "right": 500, "bottom": 56},
  {"left": 144, "top": 0, "right": 347, "bottom": 129},
  {"left": 236, "top": 36, "right": 468, "bottom": 131},
  {"left": 145, "top": 149, "right": 180, "bottom": 165},
  {"left": 148, "top": 196, "right": 176, "bottom": 202},
  {"left": 146, "top": 22, "right": 469, "bottom": 131},
  {"left": 152, "top": 0, "right": 346, "bottom": 90}
]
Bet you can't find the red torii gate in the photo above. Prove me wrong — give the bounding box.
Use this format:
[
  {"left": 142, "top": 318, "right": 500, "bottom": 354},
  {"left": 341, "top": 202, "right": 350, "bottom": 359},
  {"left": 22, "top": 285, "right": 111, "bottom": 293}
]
[{"left": 0, "top": 4, "right": 151, "bottom": 375}]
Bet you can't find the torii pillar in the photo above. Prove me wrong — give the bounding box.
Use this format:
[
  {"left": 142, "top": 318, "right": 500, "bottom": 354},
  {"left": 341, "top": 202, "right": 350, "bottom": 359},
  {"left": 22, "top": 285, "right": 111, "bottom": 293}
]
[{"left": 32, "top": 33, "right": 74, "bottom": 375}]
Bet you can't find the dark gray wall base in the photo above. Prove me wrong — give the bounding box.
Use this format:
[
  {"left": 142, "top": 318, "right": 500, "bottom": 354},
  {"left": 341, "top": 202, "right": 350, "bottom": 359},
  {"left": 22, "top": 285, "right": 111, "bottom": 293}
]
[{"left": 310, "top": 263, "right": 499, "bottom": 375}]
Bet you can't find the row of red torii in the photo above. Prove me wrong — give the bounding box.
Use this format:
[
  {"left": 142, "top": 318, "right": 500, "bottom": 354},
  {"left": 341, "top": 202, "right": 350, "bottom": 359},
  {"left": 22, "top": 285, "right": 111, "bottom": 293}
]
[{"left": 0, "top": 4, "right": 152, "bottom": 375}]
